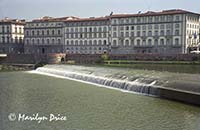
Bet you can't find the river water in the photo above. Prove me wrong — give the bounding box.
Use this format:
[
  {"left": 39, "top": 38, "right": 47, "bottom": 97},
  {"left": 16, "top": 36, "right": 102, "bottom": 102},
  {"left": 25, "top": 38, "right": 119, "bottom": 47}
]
[{"left": 0, "top": 67, "right": 200, "bottom": 130}]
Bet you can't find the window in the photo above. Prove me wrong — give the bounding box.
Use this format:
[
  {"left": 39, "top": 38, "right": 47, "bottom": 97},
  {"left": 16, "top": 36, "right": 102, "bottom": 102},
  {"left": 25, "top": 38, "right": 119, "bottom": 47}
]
[
  {"left": 52, "top": 39, "right": 55, "bottom": 44},
  {"left": 137, "top": 39, "right": 140, "bottom": 46},
  {"left": 32, "top": 30, "right": 34, "bottom": 36},
  {"left": 47, "top": 39, "right": 50, "bottom": 44},
  {"left": 166, "top": 30, "right": 171, "bottom": 35},
  {"left": 113, "top": 40, "right": 117, "bottom": 46},
  {"left": 26, "top": 31, "right": 29, "bottom": 36},
  {"left": 148, "top": 25, "right": 152, "bottom": 30},
  {"left": 131, "top": 26, "right": 134, "bottom": 30},
  {"left": 175, "top": 30, "right": 180, "bottom": 35},
  {"left": 52, "top": 30, "right": 55, "bottom": 35},
  {"left": 148, "top": 39, "right": 152, "bottom": 46},
  {"left": 89, "top": 28, "right": 92, "bottom": 32},
  {"left": 148, "top": 31, "right": 152, "bottom": 36},
  {"left": 126, "top": 26, "right": 129, "bottom": 30},
  {"left": 89, "top": 40, "right": 92, "bottom": 45},
  {"left": 2, "top": 26, "right": 5, "bottom": 33},
  {"left": 126, "top": 32, "right": 129, "bottom": 37},
  {"left": 103, "top": 40, "right": 107, "bottom": 45},
  {"left": 160, "top": 24, "right": 165, "bottom": 29},
  {"left": 19, "top": 27, "right": 22, "bottom": 33},
  {"left": 155, "top": 30, "right": 158, "bottom": 36},
  {"left": 98, "top": 40, "right": 102, "bottom": 45},
  {"left": 42, "top": 30, "right": 44, "bottom": 35},
  {"left": 58, "top": 30, "right": 61, "bottom": 35},
  {"left": 37, "top": 39, "right": 40, "bottom": 44},
  {"left": 154, "top": 24, "right": 159, "bottom": 30},
  {"left": 175, "top": 24, "right": 180, "bottom": 28},
  {"left": 58, "top": 39, "right": 61, "bottom": 44},
  {"left": 154, "top": 39, "right": 158, "bottom": 46},
  {"left": 137, "top": 26, "right": 141, "bottom": 30},
  {"left": 37, "top": 30, "right": 40, "bottom": 35},
  {"left": 131, "top": 32, "right": 134, "bottom": 37},
  {"left": 113, "top": 32, "right": 117, "bottom": 37},
  {"left": 160, "top": 30, "right": 164, "bottom": 36},
  {"left": 94, "top": 40, "right": 97, "bottom": 45},
  {"left": 142, "top": 25, "right": 146, "bottom": 30},
  {"left": 32, "top": 39, "right": 34, "bottom": 44},
  {"left": 160, "top": 39, "right": 165, "bottom": 46},
  {"left": 125, "top": 40, "right": 129, "bottom": 46},
  {"left": 175, "top": 38, "right": 179, "bottom": 45},
  {"left": 142, "top": 31, "right": 146, "bottom": 36},
  {"left": 2, "top": 36, "right": 5, "bottom": 43},
  {"left": 7, "top": 36, "right": 10, "bottom": 43},
  {"left": 15, "top": 27, "right": 17, "bottom": 33},
  {"left": 137, "top": 31, "right": 140, "bottom": 37}
]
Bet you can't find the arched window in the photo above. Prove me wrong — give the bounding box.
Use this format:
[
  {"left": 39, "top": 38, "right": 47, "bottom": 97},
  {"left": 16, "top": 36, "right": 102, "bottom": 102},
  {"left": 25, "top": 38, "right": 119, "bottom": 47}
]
[
  {"left": 113, "top": 40, "right": 117, "bottom": 46},
  {"left": 47, "top": 39, "right": 50, "bottom": 44},
  {"left": 137, "top": 39, "right": 140, "bottom": 46},
  {"left": 94, "top": 40, "right": 97, "bottom": 45},
  {"left": 103, "top": 40, "right": 107, "bottom": 45},
  {"left": 71, "top": 40, "right": 74, "bottom": 45},
  {"left": 125, "top": 39, "right": 129, "bottom": 46},
  {"left": 52, "top": 39, "right": 55, "bottom": 44},
  {"left": 42, "top": 39, "right": 44, "bottom": 44},
  {"left": 89, "top": 40, "right": 92, "bottom": 45},
  {"left": 75, "top": 40, "right": 78, "bottom": 45},
  {"left": 80, "top": 40, "right": 83, "bottom": 45},
  {"left": 148, "top": 39, "right": 152, "bottom": 46},
  {"left": 37, "top": 39, "right": 40, "bottom": 44},
  {"left": 98, "top": 40, "right": 102, "bottom": 45},
  {"left": 84, "top": 40, "right": 87, "bottom": 45},
  {"left": 32, "top": 39, "right": 34, "bottom": 44}
]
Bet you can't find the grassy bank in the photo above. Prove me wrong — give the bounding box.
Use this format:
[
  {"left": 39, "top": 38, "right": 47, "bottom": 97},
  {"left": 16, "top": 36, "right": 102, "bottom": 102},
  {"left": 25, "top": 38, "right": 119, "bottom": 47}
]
[
  {"left": 0, "top": 64, "right": 30, "bottom": 72},
  {"left": 104, "top": 60, "right": 200, "bottom": 65},
  {"left": 101, "top": 60, "right": 200, "bottom": 74}
]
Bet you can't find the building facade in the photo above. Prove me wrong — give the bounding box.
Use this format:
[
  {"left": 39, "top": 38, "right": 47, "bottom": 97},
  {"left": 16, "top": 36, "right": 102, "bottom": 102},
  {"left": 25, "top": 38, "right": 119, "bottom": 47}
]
[
  {"left": 0, "top": 18, "right": 25, "bottom": 54},
  {"left": 110, "top": 9, "right": 200, "bottom": 54},
  {"left": 64, "top": 17, "right": 110, "bottom": 54},
  {"left": 24, "top": 9, "right": 200, "bottom": 55},
  {"left": 24, "top": 16, "right": 78, "bottom": 54}
]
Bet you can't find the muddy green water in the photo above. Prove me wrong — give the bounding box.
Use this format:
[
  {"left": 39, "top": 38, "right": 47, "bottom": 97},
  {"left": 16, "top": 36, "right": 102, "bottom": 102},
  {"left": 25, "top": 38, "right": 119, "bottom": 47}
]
[{"left": 0, "top": 72, "right": 200, "bottom": 130}]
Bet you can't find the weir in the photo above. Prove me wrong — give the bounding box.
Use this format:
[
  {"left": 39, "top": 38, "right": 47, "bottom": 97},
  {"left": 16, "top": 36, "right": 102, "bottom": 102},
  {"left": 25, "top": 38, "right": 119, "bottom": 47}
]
[{"left": 34, "top": 65, "right": 200, "bottom": 106}]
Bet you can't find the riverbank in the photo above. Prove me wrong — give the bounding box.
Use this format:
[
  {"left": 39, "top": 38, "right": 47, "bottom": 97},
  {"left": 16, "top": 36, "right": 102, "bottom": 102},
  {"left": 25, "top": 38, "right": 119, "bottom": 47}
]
[
  {"left": 0, "top": 64, "right": 35, "bottom": 72},
  {"left": 102, "top": 60, "right": 200, "bottom": 74}
]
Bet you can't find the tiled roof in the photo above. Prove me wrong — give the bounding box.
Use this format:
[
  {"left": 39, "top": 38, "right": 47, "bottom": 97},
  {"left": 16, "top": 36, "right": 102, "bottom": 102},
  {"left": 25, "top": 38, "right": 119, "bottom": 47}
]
[
  {"left": 111, "top": 9, "right": 200, "bottom": 18},
  {"left": 0, "top": 18, "right": 26, "bottom": 25},
  {"left": 65, "top": 16, "right": 110, "bottom": 22},
  {"left": 31, "top": 16, "right": 79, "bottom": 22}
]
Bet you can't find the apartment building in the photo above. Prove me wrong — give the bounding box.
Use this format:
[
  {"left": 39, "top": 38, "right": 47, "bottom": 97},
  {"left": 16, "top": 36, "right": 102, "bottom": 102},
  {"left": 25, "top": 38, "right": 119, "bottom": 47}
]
[
  {"left": 110, "top": 9, "right": 200, "bottom": 54},
  {"left": 0, "top": 18, "right": 25, "bottom": 54},
  {"left": 24, "top": 9, "right": 200, "bottom": 55},
  {"left": 64, "top": 17, "right": 110, "bottom": 54},
  {"left": 24, "top": 16, "right": 78, "bottom": 54}
]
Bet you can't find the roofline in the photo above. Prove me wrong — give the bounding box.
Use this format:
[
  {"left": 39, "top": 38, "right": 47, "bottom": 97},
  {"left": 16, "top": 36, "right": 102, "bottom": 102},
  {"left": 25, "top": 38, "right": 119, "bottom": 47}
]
[{"left": 110, "top": 9, "right": 200, "bottom": 18}]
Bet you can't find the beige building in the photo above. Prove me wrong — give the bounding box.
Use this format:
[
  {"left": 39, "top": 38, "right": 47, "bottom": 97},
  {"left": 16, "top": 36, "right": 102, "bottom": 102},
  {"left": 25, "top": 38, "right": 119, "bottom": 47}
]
[
  {"left": 64, "top": 17, "right": 110, "bottom": 54},
  {"left": 24, "top": 16, "right": 78, "bottom": 54},
  {"left": 24, "top": 9, "right": 200, "bottom": 55},
  {"left": 0, "top": 18, "right": 25, "bottom": 53},
  {"left": 110, "top": 9, "right": 200, "bottom": 54}
]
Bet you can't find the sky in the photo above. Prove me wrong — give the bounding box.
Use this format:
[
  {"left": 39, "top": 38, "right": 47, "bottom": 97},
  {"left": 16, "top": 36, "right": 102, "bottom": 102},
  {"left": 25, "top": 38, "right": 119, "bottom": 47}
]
[{"left": 0, "top": 0, "right": 200, "bottom": 20}]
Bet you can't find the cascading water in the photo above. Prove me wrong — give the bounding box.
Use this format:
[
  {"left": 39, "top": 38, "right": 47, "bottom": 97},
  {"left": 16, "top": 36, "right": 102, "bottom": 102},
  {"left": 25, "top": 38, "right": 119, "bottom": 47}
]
[{"left": 35, "top": 66, "right": 162, "bottom": 96}]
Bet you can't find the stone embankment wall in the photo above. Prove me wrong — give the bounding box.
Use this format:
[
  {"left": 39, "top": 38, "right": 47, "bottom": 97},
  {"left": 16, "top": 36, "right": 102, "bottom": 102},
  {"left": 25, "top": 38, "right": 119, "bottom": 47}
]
[
  {"left": 66, "top": 54, "right": 200, "bottom": 63},
  {"left": 0, "top": 53, "right": 66, "bottom": 65}
]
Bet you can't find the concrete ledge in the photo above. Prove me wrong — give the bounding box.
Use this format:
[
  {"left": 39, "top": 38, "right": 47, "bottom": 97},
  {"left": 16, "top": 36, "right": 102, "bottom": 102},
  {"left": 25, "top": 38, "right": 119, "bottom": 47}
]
[{"left": 158, "top": 87, "right": 200, "bottom": 106}]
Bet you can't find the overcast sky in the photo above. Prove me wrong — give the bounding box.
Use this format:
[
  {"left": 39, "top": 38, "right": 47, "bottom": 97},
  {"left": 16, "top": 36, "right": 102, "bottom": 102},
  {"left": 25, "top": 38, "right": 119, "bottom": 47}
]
[{"left": 0, "top": 0, "right": 200, "bottom": 20}]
